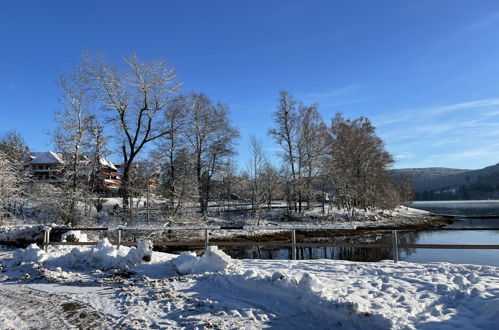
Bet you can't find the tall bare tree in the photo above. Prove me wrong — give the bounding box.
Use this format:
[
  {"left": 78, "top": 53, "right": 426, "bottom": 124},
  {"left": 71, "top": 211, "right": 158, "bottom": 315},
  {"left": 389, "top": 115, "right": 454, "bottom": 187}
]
[
  {"left": 81, "top": 52, "right": 181, "bottom": 212},
  {"left": 0, "top": 132, "right": 30, "bottom": 224},
  {"left": 0, "top": 131, "right": 31, "bottom": 222},
  {"left": 298, "top": 104, "right": 327, "bottom": 209},
  {"left": 247, "top": 135, "right": 266, "bottom": 221},
  {"left": 182, "top": 93, "right": 239, "bottom": 213},
  {"left": 153, "top": 95, "right": 189, "bottom": 211},
  {"left": 268, "top": 91, "right": 300, "bottom": 212},
  {"left": 53, "top": 67, "right": 95, "bottom": 226}
]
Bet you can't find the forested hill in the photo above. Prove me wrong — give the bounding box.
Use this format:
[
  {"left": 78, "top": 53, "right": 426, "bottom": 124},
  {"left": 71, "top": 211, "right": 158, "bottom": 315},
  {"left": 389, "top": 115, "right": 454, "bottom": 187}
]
[{"left": 391, "top": 164, "right": 499, "bottom": 200}]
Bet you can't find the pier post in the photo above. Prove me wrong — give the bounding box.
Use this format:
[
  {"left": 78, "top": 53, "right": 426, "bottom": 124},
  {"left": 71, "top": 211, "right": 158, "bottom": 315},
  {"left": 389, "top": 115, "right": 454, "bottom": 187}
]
[
  {"left": 204, "top": 228, "right": 209, "bottom": 252},
  {"left": 392, "top": 230, "right": 399, "bottom": 263},
  {"left": 291, "top": 229, "right": 297, "bottom": 260},
  {"left": 117, "top": 229, "right": 122, "bottom": 250},
  {"left": 43, "top": 228, "right": 51, "bottom": 252}
]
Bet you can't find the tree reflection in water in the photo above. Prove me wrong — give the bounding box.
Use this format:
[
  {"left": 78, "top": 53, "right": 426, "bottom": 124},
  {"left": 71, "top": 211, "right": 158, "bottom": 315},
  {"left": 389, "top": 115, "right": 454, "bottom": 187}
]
[{"left": 222, "top": 231, "right": 423, "bottom": 262}]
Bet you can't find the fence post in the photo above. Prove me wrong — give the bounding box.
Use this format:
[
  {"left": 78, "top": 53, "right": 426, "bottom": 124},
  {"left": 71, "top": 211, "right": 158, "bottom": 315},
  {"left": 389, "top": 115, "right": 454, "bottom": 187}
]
[
  {"left": 392, "top": 230, "right": 399, "bottom": 263},
  {"left": 43, "top": 228, "right": 51, "bottom": 253},
  {"left": 117, "top": 229, "right": 122, "bottom": 250},
  {"left": 291, "top": 229, "right": 297, "bottom": 260},
  {"left": 204, "top": 228, "right": 209, "bottom": 252}
]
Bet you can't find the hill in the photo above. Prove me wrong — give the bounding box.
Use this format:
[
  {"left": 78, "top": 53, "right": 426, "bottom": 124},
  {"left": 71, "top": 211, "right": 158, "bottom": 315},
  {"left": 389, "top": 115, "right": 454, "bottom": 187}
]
[{"left": 392, "top": 164, "right": 499, "bottom": 200}]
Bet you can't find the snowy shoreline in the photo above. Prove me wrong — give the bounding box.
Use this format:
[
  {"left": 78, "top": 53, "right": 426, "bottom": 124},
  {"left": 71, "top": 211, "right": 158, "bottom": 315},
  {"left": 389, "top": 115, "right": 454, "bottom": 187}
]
[{"left": 0, "top": 205, "right": 449, "bottom": 250}]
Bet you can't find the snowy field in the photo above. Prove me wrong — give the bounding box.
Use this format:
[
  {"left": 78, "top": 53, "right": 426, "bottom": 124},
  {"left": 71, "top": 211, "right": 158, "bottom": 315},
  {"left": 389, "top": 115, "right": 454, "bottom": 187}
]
[{"left": 1, "top": 239, "right": 498, "bottom": 329}]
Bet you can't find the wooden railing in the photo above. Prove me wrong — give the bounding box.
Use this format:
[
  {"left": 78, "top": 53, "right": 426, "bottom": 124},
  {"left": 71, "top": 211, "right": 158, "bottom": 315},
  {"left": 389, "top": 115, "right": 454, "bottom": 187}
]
[{"left": 41, "top": 225, "right": 499, "bottom": 263}]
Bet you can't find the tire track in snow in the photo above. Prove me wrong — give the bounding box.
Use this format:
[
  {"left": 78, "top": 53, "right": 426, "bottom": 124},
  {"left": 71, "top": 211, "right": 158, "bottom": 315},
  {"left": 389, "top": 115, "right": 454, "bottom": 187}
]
[{"left": 0, "top": 287, "right": 113, "bottom": 329}]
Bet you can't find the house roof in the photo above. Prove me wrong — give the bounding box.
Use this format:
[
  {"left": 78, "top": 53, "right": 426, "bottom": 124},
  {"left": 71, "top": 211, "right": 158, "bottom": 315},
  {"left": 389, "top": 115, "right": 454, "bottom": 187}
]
[
  {"left": 28, "top": 151, "right": 64, "bottom": 164},
  {"left": 98, "top": 156, "right": 118, "bottom": 171},
  {"left": 27, "top": 151, "right": 118, "bottom": 172}
]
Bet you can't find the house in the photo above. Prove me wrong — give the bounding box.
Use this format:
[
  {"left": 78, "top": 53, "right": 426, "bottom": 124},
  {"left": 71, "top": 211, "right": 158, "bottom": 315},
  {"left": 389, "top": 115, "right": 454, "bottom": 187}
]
[
  {"left": 88, "top": 156, "right": 121, "bottom": 194},
  {"left": 26, "top": 151, "right": 121, "bottom": 195},
  {"left": 26, "top": 151, "right": 64, "bottom": 183}
]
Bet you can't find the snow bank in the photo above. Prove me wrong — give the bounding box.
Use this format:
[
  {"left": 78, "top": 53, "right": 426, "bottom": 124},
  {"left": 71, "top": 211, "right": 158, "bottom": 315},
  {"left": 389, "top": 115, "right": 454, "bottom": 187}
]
[
  {"left": 12, "top": 243, "right": 48, "bottom": 264},
  {"left": 126, "top": 240, "right": 153, "bottom": 264},
  {"left": 6, "top": 238, "right": 156, "bottom": 271},
  {"left": 171, "top": 246, "right": 233, "bottom": 274},
  {"left": 73, "top": 238, "right": 155, "bottom": 269}
]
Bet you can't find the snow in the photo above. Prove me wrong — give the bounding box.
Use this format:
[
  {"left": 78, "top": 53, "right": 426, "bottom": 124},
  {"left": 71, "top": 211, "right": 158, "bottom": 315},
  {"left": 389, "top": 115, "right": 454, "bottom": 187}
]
[
  {"left": 28, "top": 151, "right": 64, "bottom": 164},
  {"left": 98, "top": 156, "right": 117, "bottom": 170},
  {"left": 171, "top": 246, "right": 233, "bottom": 275},
  {"left": 0, "top": 307, "right": 27, "bottom": 330},
  {"left": 0, "top": 225, "right": 51, "bottom": 245},
  {"left": 61, "top": 230, "right": 88, "bottom": 242},
  {"left": 1, "top": 240, "right": 498, "bottom": 329},
  {"left": 12, "top": 243, "right": 48, "bottom": 264}
]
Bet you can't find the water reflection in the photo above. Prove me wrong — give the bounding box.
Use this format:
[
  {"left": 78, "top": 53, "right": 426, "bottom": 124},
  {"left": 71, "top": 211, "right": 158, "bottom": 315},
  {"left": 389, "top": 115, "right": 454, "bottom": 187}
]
[
  {"left": 158, "top": 201, "right": 499, "bottom": 266},
  {"left": 222, "top": 201, "right": 499, "bottom": 267},
  {"left": 222, "top": 231, "right": 424, "bottom": 262}
]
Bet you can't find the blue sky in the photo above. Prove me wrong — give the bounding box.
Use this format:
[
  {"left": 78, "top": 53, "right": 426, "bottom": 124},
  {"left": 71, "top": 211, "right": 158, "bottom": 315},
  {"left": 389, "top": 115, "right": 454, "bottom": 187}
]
[{"left": 2, "top": 1, "right": 499, "bottom": 170}]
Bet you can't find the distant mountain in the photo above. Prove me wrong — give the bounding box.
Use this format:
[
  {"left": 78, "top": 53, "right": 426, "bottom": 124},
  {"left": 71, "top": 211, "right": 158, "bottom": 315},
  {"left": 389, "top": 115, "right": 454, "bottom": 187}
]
[{"left": 391, "top": 164, "right": 499, "bottom": 200}]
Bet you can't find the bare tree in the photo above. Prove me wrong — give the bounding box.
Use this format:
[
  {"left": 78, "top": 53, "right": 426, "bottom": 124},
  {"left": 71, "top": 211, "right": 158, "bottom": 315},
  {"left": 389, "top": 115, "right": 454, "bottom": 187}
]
[
  {"left": 0, "top": 131, "right": 30, "bottom": 221},
  {"left": 261, "top": 160, "right": 281, "bottom": 211},
  {"left": 86, "top": 116, "right": 109, "bottom": 193},
  {"left": 153, "top": 95, "right": 189, "bottom": 211},
  {"left": 52, "top": 66, "right": 98, "bottom": 226},
  {"left": 235, "top": 170, "right": 251, "bottom": 203},
  {"left": 81, "top": 52, "right": 181, "bottom": 214},
  {"left": 0, "top": 131, "right": 29, "bottom": 163},
  {"left": 154, "top": 145, "right": 198, "bottom": 221},
  {"left": 0, "top": 150, "right": 23, "bottom": 224},
  {"left": 268, "top": 91, "right": 300, "bottom": 212},
  {"left": 247, "top": 135, "right": 266, "bottom": 222},
  {"left": 182, "top": 93, "right": 239, "bottom": 213},
  {"left": 219, "top": 161, "right": 238, "bottom": 212},
  {"left": 298, "top": 104, "right": 327, "bottom": 209},
  {"left": 167, "top": 148, "right": 198, "bottom": 217}
]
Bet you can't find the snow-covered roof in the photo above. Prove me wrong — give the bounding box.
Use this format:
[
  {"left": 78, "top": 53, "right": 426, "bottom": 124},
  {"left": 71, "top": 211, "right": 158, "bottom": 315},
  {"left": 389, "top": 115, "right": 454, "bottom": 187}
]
[
  {"left": 99, "top": 156, "right": 117, "bottom": 171},
  {"left": 27, "top": 152, "right": 118, "bottom": 171},
  {"left": 28, "top": 151, "right": 64, "bottom": 165}
]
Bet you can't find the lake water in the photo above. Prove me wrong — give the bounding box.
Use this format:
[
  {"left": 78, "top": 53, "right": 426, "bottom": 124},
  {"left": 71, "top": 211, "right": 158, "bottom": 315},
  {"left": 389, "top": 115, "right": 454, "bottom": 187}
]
[
  {"left": 223, "top": 201, "right": 499, "bottom": 267},
  {"left": 402, "top": 201, "right": 499, "bottom": 266}
]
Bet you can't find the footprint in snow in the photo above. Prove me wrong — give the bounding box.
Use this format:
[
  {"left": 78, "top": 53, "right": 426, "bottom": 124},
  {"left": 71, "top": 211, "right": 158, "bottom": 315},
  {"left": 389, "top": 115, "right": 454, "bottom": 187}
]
[
  {"left": 419, "top": 293, "right": 431, "bottom": 300},
  {"left": 452, "top": 275, "right": 469, "bottom": 287}
]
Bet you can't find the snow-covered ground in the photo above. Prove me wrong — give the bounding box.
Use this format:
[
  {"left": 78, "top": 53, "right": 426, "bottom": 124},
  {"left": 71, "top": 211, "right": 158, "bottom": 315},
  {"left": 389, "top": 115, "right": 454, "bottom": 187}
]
[{"left": 1, "top": 240, "right": 498, "bottom": 329}]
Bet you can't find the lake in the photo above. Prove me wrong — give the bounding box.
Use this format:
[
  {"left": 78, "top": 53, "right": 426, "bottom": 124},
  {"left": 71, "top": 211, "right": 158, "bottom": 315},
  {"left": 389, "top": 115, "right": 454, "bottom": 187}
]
[
  {"left": 402, "top": 201, "right": 499, "bottom": 266},
  {"left": 222, "top": 201, "right": 499, "bottom": 267}
]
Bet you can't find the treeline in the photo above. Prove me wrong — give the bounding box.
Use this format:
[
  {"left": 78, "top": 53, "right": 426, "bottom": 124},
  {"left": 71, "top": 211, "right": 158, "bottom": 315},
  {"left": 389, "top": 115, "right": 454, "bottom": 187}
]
[
  {"left": 0, "top": 52, "right": 412, "bottom": 226},
  {"left": 265, "top": 92, "right": 412, "bottom": 214},
  {"left": 415, "top": 172, "right": 499, "bottom": 200}
]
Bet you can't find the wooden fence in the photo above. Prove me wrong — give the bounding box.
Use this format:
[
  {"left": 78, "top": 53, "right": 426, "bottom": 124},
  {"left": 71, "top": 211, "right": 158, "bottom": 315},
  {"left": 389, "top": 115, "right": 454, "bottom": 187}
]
[{"left": 41, "top": 225, "right": 499, "bottom": 263}]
